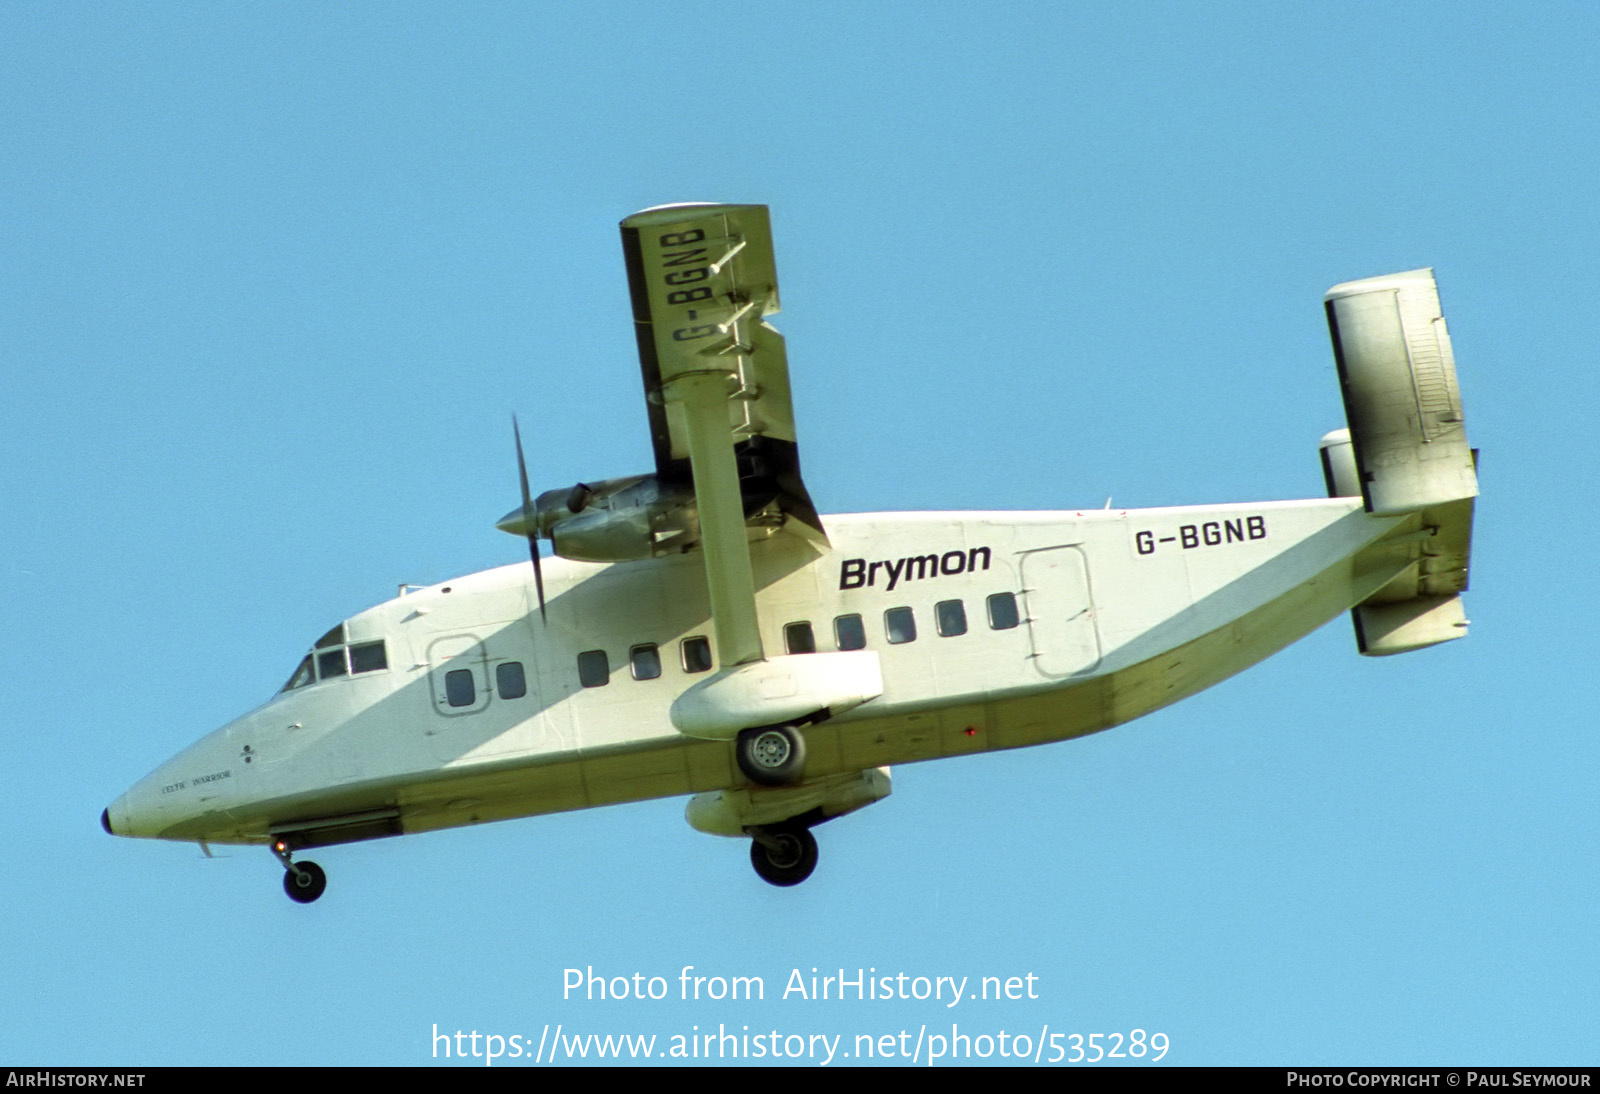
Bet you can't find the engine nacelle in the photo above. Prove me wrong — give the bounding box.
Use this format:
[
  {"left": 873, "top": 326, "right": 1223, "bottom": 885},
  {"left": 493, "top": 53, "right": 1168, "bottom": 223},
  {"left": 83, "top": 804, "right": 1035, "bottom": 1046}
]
[
  {"left": 686, "top": 768, "right": 892, "bottom": 837},
  {"left": 498, "top": 473, "right": 698, "bottom": 562}
]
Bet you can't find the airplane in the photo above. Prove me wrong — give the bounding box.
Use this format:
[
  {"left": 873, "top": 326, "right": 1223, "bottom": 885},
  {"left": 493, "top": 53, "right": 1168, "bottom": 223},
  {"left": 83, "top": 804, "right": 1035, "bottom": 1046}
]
[{"left": 102, "top": 203, "right": 1479, "bottom": 902}]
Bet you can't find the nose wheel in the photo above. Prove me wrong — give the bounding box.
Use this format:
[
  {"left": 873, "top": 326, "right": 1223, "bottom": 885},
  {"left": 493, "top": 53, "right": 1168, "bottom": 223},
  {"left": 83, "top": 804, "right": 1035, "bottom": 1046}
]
[
  {"left": 273, "top": 839, "right": 327, "bottom": 904},
  {"left": 282, "top": 861, "right": 327, "bottom": 903}
]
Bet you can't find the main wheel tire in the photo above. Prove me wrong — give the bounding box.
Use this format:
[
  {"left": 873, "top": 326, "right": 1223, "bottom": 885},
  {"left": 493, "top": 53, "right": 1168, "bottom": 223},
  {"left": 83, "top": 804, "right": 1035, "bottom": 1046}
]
[
  {"left": 736, "top": 725, "right": 806, "bottom": 786},
  {"left": 282, "top": 860, "right": 327, "bottom": 903},
  {"left": 749, "top": 826, "right": 818, "bottom": 887}
]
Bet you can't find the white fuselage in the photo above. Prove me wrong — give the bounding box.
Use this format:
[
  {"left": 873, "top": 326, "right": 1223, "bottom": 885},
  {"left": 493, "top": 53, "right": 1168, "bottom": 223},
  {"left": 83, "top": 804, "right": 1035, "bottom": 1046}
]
[{"left": 107, "top": 497, "right": 1416, "bottom": 847}]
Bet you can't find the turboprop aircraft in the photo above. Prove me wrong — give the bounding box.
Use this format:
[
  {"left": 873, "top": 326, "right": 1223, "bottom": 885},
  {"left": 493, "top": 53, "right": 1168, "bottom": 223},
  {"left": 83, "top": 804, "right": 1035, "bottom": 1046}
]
[{"left": 102, "top": 203, "right": 1479, "bottom": 902}]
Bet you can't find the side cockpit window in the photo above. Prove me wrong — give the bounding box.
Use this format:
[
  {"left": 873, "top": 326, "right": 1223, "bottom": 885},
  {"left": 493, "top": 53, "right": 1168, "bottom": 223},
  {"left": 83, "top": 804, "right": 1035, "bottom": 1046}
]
[
  {"left": 350, "top": 641, "right": 388, "bottom": 673},
  {"left": 282, "top": 655, "right": 315, "bottom": 692}
]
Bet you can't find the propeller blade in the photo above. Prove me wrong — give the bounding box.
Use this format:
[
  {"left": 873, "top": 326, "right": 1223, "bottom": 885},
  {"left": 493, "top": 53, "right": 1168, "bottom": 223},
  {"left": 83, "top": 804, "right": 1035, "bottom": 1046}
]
[{"left": 512, "top": 415, "right": 548, "bottom": 622}]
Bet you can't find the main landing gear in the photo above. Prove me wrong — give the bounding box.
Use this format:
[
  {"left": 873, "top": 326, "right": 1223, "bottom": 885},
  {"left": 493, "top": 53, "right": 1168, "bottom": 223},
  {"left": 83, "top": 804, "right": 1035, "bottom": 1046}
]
[
  {"left": 273, "top": 839, "right": 327, "bottom": 904},
  {"left": 735, "top": 724, "right": 806, "bottom": 786},
  {"left": 732, "top": 724, "right": 820, "bottom": 884},
  {"left": 748, "top": 823, "right": 818, "bottom": 887}
]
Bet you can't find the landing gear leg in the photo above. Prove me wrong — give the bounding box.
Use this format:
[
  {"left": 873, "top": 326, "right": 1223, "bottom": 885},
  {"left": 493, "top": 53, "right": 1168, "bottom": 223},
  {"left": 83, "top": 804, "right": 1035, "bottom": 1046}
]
[
  {"left": 748, "top": 823, "right": 818, "bottom": 887},
  {"left": 273, "top": 839, "right": 327, "bottom": 904},
  {"left": 736, "top": 724, "right": 807, "bottom": 786}
]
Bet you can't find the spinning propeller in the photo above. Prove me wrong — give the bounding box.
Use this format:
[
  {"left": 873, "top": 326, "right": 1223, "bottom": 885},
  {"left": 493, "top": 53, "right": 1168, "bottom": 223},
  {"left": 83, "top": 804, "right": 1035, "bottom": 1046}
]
[{"left": 511, "top": 416, "right": 548, "bottom": 622}]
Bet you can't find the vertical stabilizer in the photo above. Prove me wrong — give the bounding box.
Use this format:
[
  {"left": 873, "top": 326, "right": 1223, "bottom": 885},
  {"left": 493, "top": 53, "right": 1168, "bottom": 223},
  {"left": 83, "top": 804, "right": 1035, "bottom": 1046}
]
[{"left": 1325, "top": 269, "right": 1478, "bottom": 516}]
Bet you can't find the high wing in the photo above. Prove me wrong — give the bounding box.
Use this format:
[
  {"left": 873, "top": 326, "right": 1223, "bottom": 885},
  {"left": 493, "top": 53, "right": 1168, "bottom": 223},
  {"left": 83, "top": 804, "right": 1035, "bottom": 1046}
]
[{"left": 620, "top": 204, "right": 825, "bottom": 544}]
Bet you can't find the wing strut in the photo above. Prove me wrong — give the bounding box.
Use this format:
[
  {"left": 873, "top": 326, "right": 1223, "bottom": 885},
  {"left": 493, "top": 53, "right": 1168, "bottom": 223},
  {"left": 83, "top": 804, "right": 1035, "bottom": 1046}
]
[{"left": 663, "top": 370, "right": 764, "bottom": 666}]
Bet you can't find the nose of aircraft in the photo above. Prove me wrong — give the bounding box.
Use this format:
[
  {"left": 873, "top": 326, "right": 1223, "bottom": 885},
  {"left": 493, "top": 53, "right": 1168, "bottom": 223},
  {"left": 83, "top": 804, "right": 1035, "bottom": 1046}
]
[{"left": 102, "top": 793, "right": 139, "bottom": 838}]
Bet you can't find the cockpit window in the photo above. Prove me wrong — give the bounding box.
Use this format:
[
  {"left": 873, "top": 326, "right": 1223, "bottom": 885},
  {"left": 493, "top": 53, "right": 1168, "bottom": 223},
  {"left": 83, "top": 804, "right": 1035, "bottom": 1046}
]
[
  {"left": 350, "top": 641, "right": 387, "bottom": 674},
  {"left": 281, "top": 655, "right": 315, "bottom": 692},
  {"left": 280, "top": 632, "right": 388, "bottom": 693}
]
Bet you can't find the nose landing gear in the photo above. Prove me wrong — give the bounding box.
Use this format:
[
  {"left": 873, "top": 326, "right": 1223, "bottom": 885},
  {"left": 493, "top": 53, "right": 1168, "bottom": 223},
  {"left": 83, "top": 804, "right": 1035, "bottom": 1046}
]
[{"left": 273, "top": 839, "right": 327, "bottom": 904}]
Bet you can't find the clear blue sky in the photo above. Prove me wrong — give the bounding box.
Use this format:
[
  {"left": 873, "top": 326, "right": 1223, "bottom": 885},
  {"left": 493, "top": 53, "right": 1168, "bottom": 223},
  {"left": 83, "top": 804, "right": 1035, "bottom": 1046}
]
[{"left": 4, "top": 2, "right": 1594, "bottom": 1066}]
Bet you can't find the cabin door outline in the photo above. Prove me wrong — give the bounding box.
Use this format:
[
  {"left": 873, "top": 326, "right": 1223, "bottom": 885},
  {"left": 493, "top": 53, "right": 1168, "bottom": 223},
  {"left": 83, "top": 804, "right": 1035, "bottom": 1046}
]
[{"left": 1019, "top": 545, "right": 1102, "bottom": 677}]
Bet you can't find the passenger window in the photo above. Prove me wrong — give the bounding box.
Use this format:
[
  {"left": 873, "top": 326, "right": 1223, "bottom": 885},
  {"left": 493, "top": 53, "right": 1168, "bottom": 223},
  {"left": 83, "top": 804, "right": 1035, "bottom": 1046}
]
[
  {"left": 496, "top": 661, "right": 527, "bottom": 700},
  {"left": 988, "top": 592, "right": 1020, "bottom": 630},
  {"left": 445, "top": 669, "right": 475, "bottom": 707},
  {"left": 630, "top": 644, "right": 662, "bottom": 681},
  {"left": 885, "top": 607, "right": 917, "bottom": 645},
  {"left": 834, "top": 614, "right": 866, "bottom": 651},
  {"left": 577, "top": 650, "right": 610, "bottom": 688},
  {"left": 350, "top": 640, "right": 387, "bottom": 674},
  {"left": 784, "top": 622, "right": 816, "bottom": 655},
  {"left": 317, "top": 648, "right": 348, "bottom": 680},
  {"left": 681, "top": 636, "right": 713, "bottom": 674},
  {"left": 936, "top": 599, "right": 968, "bottom": 637}
]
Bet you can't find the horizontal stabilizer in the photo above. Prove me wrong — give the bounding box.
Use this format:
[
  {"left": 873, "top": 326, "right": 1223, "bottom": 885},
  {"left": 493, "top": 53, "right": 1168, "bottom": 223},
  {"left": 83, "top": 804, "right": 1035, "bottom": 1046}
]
[{"left": 1354, "top": 593, "right": 1469, "bottom": 656}]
